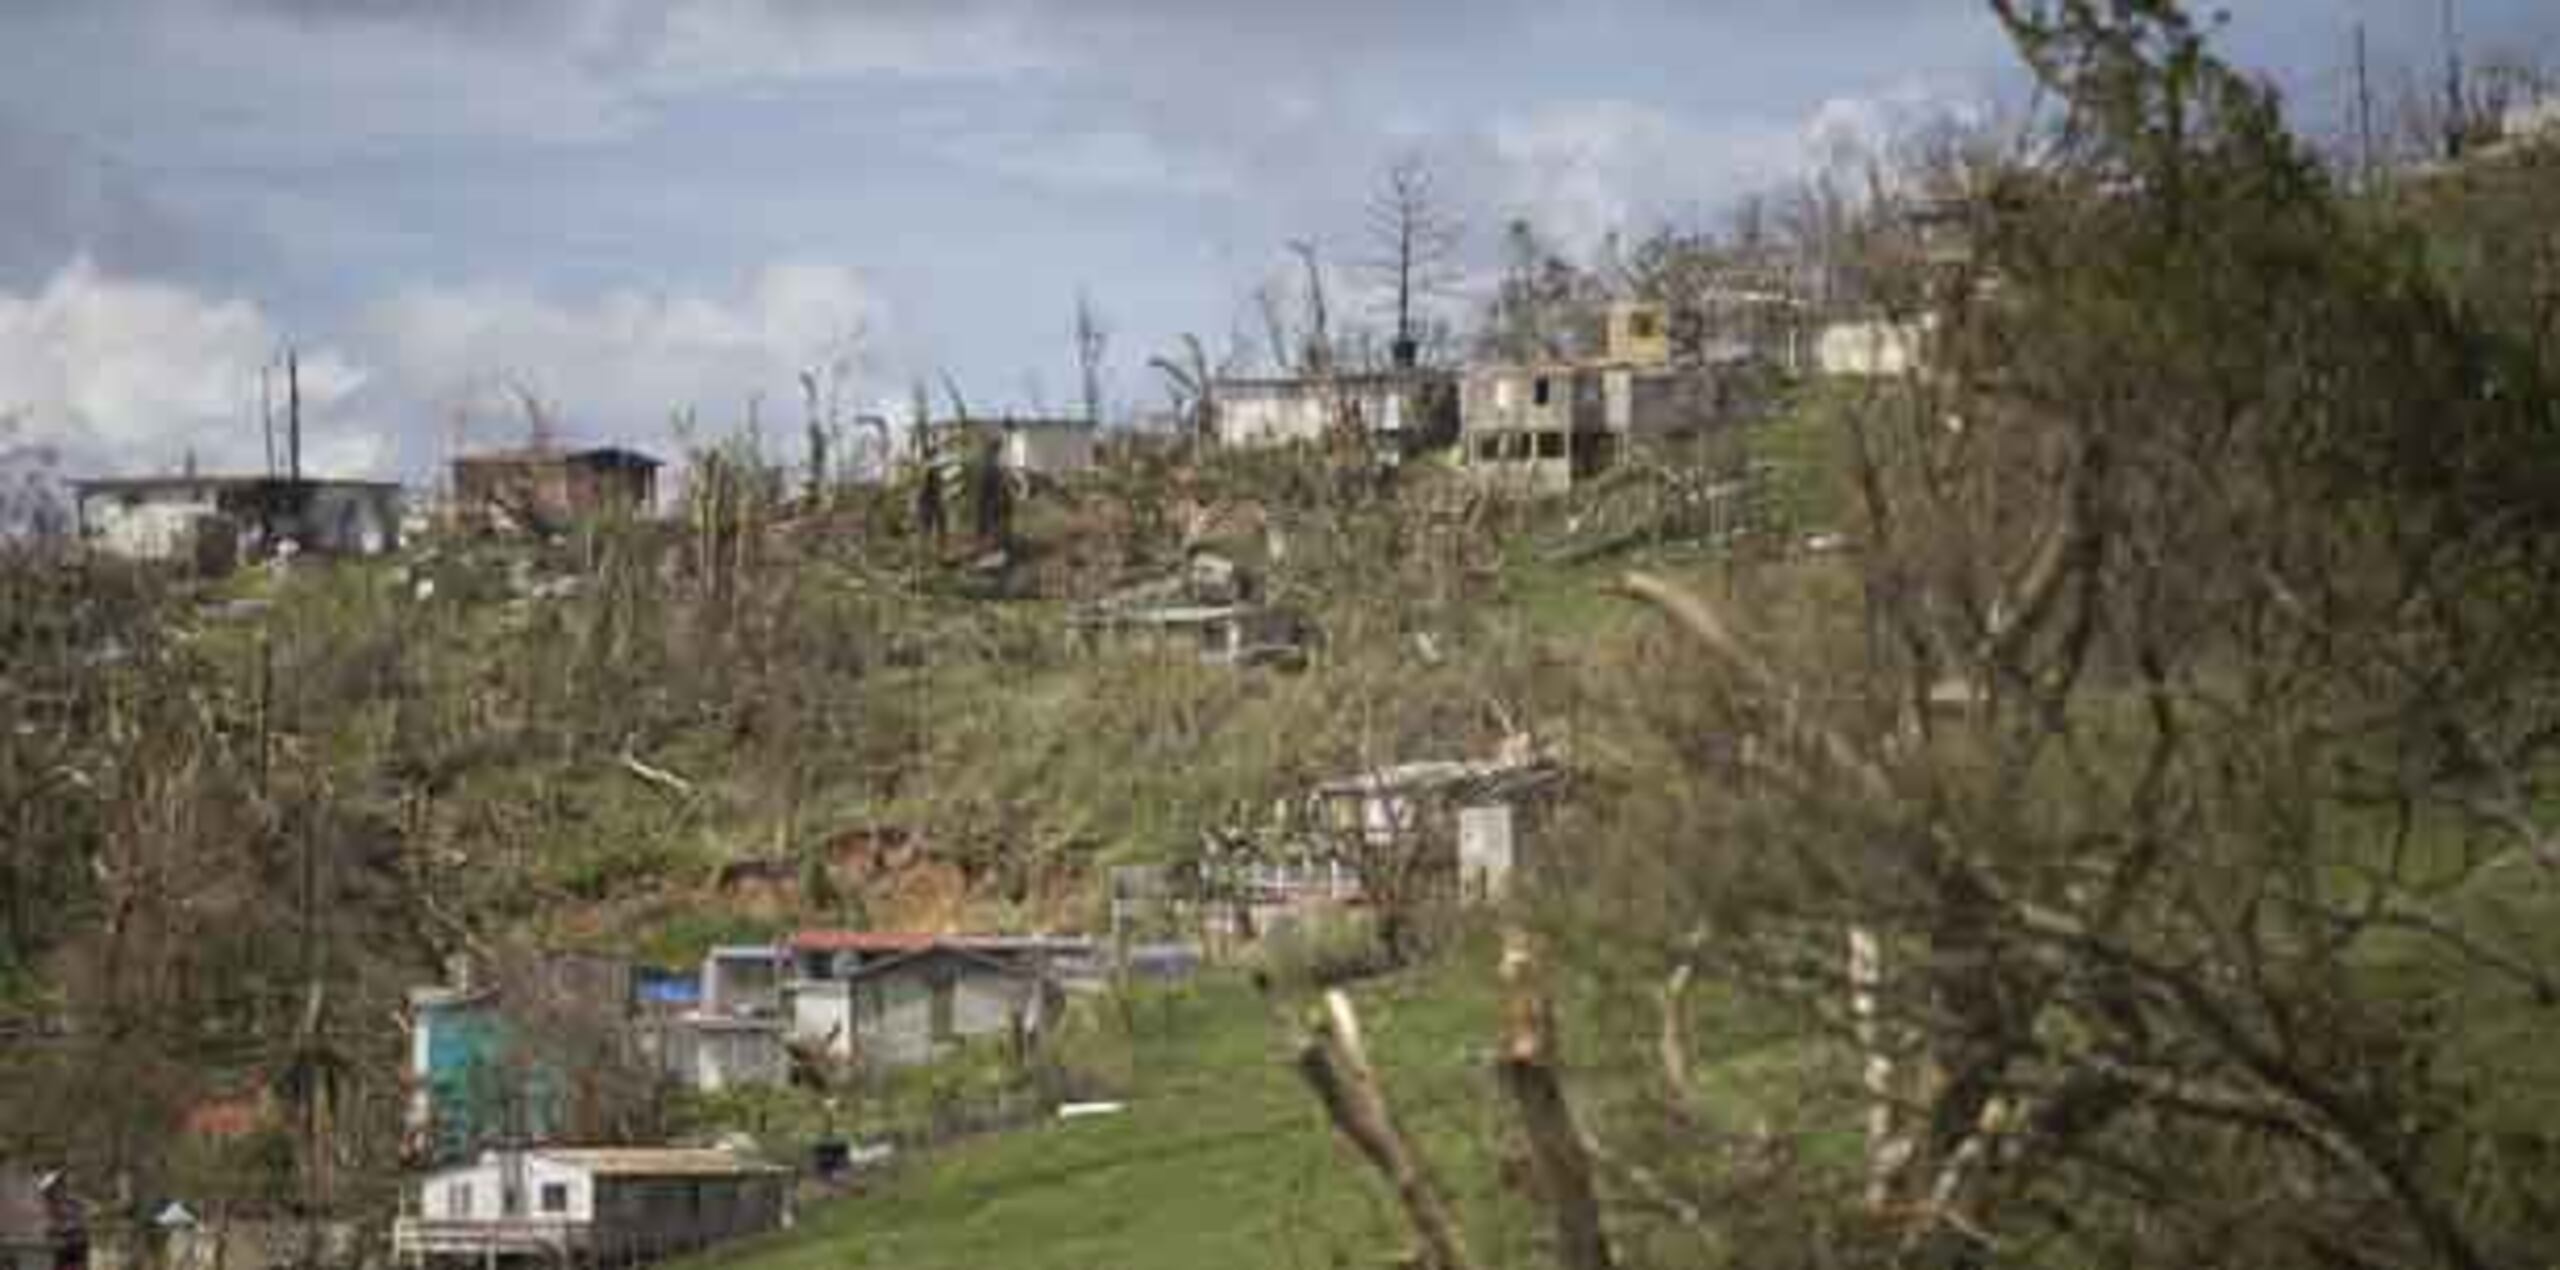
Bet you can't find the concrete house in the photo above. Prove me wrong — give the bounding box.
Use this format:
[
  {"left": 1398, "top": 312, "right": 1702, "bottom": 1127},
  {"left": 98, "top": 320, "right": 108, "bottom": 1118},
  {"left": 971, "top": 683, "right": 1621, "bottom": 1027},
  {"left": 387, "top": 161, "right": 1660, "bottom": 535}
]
[
  {"left": 450, "top": 447, "right": 660, "bottom": 534},
  {"left": 0, "top": 1170, "right": 83, "bottom": 1270},
  {"left": 1460, "top": 302, "right": 1775, "bottom": 494},
  {"left": 1211, "top": 372, "right": 1459, "bottom": 455},
  {"left": 789, "top": 944, "right": 1061, "bottom": 1069},
  {"left": 781, "top": 932, "right": 1075, "bottom": 1069},
  {"left": 393, "top": 1147, "right": 788, "bottom": 1267},
  {"left": 72, "top": 475, "right": 402, "bottom": 569}
]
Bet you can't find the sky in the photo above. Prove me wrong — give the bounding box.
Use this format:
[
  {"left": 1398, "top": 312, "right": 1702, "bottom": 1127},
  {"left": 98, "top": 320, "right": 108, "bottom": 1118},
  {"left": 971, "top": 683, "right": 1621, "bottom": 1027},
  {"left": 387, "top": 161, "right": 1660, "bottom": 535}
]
[{"left": 0, "top": 0, "right": 2553, "bottom": 484}]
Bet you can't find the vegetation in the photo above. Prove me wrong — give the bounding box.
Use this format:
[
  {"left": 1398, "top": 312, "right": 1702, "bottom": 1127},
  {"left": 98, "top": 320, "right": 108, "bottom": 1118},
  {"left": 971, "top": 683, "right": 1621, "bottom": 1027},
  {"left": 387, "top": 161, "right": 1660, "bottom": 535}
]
[{"left": 4, "top": 3, "right": 2559, "bottom": 1269}]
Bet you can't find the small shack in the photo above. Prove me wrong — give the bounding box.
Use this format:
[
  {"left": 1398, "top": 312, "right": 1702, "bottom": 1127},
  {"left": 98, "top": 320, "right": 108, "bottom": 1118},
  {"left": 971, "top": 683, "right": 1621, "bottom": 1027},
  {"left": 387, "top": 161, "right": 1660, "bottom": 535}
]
[
  {"left": 393, "top": 1147, "right": 788, "bottom": 1267},
  {"left": 450, "top": 447, "right": 660, "bottom": 534}
]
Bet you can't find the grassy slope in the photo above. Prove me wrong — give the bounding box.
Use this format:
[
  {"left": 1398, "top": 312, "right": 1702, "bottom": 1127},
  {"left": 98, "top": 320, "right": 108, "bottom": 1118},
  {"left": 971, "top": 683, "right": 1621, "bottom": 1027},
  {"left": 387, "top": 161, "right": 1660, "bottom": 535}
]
[{"left": 694, "top": 962, "right": 1550, "bottom": 1270}]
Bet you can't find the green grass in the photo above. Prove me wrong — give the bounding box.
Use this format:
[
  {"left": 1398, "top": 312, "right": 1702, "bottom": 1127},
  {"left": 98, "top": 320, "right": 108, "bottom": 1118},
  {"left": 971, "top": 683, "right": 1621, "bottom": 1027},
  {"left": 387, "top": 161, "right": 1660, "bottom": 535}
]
[{"left": 691, "top": 960, "right": 1546, "bottom": 1270}]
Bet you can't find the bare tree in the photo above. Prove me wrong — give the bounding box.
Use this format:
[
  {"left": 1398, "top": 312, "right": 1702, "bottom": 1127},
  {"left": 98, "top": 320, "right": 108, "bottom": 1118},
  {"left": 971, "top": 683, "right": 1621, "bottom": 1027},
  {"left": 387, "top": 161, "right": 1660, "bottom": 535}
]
[{"left": 1363, "top": 153, "right": 1464, "bottom": 370}]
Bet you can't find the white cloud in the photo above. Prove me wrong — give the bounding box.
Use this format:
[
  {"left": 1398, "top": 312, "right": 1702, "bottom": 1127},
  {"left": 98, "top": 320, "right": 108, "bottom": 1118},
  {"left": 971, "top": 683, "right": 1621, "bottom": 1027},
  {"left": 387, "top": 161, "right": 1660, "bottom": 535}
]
[
  {"left": 363, "top": 262, "right": 882, "bottom": 459},
  {"left": 1487, "top": 100, "right": 1802, "bottom": 253},
  {"left": 0, "top": 257, "right": 380, "bottom": 479},
  {"left": 1482, "top": 82, "right": 1993, "bottom": 255}
]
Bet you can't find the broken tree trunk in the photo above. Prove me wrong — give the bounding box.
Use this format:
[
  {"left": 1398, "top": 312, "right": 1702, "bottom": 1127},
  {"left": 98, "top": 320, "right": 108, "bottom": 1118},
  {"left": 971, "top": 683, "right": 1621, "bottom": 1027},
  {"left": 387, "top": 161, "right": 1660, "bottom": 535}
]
[
  {"left": 1497, "top": 931, "right": 1614, "bottom": 1270},
  {"left": 1295, "top": 990, "right": 1479, "bottom": 1270}
]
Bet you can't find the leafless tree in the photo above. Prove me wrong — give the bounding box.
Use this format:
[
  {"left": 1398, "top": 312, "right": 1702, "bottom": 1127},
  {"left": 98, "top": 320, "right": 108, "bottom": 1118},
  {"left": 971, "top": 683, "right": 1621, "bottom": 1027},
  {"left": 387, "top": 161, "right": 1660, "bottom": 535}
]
[{"left": 1362, "top": 153, "right": 1465, "bottom": 369}]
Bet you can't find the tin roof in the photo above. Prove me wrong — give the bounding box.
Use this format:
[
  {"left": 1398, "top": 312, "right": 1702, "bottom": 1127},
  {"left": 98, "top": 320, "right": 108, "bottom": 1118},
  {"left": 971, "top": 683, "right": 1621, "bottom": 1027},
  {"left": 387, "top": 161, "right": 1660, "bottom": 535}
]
[{"left": 531, "top": 1148, "right": 783, "bottom": 1178}]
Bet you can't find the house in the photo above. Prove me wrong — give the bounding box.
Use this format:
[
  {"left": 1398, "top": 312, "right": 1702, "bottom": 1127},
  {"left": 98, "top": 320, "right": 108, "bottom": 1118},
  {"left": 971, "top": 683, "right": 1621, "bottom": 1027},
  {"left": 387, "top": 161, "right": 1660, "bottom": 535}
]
[
  {"left": 450, "top": 446, "right": 660, "bottom": 534},
  {"left": 1459, "top": 302, "right": 1777, "bottom": 494},
  {"left": 787, "top": 943, "right": 1063, "bottom": 1069},
  {"left": 1311, "top": 746, "right": 1565, "bottom": 903},
  {"left": 1210, "top": 371, "right": 1459, "bottom": 455},
  {"left": 393, "top": 1147, "right": 788, "bottom": 1267},
  {"left": 72, "top": 475, "right": 403, "bottom": 569},
  {"left": 0, "top": 1169, "right": 83, "bottom": 1270}
]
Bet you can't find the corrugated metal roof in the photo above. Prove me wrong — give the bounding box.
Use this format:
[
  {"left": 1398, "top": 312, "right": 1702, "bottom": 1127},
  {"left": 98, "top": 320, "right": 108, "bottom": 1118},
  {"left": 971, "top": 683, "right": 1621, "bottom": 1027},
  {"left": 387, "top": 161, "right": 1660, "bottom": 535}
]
[{"left": 533, "top": 1148, "right": 783, "bottom": 1178}]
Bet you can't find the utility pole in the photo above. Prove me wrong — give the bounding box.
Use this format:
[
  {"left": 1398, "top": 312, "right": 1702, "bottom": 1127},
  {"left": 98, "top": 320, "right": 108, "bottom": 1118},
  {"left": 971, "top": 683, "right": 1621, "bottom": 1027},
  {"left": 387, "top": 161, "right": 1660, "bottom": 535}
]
[
  {"left": 2355, "top": 22, "right": 2377, "bottom": 188},
  {"left": 261, "top": 362, "right": 277, "bottom": 479},
  {"left": 287, "top": 348, "right": 303, "bottom": 483}
]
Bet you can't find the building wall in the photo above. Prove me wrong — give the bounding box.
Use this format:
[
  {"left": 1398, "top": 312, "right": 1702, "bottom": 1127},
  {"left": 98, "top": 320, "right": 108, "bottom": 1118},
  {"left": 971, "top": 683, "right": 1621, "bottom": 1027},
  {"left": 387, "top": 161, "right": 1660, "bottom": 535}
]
[
  {"left": 655, "top": 1021, "right": 788, "bottom": 1092},
  {"left": 1456, "top": 803, "right": 1518, "bottom": 903},
  {"left": 791, "top": 982, "right": 855, "bottom": 1059},
  {"left": 1004, "top": 427, "right": 1096, "bottom": 477},
  {"left": 80, "top": 490, "right": 220, "bottom": 560},
  {"left": 1817, "top": 319, "right": 1929, "bottom": 378},
  {"left": 1214, "top": 378, "right": 1454, "bottom": 451},
  {"left": 849, "top": 960, "right": 1040, "bottom": 1068},
  {"left": 590, "top": 1174, "right": 787, "bottom": 1260}
]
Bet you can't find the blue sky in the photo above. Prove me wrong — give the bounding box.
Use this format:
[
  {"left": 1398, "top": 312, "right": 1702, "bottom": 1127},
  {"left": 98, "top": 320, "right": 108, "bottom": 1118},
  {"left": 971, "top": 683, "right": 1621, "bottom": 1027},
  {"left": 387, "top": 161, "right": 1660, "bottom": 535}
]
[{"left": 0, "top": 0, "right": 2552, "bottom": 482}]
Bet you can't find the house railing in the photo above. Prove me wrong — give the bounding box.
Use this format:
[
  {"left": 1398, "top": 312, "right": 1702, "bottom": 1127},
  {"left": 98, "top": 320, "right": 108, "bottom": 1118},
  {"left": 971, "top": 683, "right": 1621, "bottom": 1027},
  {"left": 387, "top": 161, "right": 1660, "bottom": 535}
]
[{"left": 391, "top": 1217, "right": 590, "bottom": 1261}]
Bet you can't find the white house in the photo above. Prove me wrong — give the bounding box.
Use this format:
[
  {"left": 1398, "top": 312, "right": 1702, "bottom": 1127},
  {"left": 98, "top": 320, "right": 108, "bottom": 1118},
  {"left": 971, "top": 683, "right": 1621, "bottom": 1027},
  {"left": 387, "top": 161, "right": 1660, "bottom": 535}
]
[
  {"left": 393, "top": 1147, "right": 788, "bottom": 1266},
  {"left": 1211, "top": 372, "right": 1457, "bottom": 453},
  {"left": 998, "top": 419, "right": 1098, "bottom": 478}
]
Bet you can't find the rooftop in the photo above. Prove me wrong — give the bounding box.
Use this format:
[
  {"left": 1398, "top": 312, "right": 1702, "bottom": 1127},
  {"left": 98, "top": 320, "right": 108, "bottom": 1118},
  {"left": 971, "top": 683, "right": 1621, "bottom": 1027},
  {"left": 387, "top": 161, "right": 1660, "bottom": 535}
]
[
  {"left": 528, "top": 1147, "right": 784, "bottom": 1178},
  {"left": 72, "top": 474, "right": 401, "bottom": 494},
  {"left": 453, "top": 445, "right": 662, "bottom": 469}
]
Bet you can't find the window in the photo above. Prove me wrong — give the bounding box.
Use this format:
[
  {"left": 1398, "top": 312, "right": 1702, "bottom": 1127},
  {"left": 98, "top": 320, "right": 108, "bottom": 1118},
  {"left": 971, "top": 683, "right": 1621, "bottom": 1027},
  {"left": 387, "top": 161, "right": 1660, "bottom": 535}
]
[
  {"left": 445, "top": 1182, "right": 473, "bottom": 1219},
  {"left": 1505, "top": 433, "right": 1533, "bottom": 461},
  {"left": 1535, "top": 432, "right": 1565, "bottom": 459},
  {"left": 1629, "top": 311, "right": 1661, "bottom": 339},
  {"left": 540, "top": 1183, "right": 570, "bottom": 1215},
  {"left": 1532, "top": 376, "right": 1552, "bottom": 407},
  {"left": 1474, "top": 436, "right": 1501, "bottom": 462}
]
